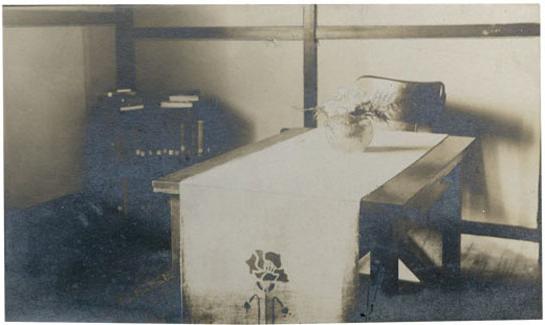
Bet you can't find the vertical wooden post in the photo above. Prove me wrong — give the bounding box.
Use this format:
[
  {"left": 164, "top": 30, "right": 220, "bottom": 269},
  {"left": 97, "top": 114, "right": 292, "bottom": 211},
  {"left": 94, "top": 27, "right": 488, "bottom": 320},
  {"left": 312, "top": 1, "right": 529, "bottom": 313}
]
[
  {"left": 115, "top": 6, "right": 136, "bottom": 89},
  {"left": 537, "top": 166, "right": 542, "bottom": 267},
  {"left": 303, "top": 5, "right": 318, "bottom": 128},
  {"left": 538, "top": 164, "right": 542, "bottom": 301}
]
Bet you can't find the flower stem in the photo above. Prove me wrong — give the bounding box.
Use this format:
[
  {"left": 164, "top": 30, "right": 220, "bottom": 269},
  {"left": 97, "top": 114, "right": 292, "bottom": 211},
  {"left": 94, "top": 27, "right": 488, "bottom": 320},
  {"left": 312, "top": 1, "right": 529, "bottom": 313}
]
[
  {"left": 272, "top": 295, "right": 275, "bottom": 325},
  {"left": 257, "top": 295, "right": 261, "bottom": 325}
]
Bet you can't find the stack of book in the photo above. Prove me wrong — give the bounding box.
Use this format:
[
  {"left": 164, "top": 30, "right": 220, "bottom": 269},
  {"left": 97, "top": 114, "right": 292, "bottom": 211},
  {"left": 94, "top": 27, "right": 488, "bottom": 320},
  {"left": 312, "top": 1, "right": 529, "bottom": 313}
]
[
  {"left": 160, "top": 93, "right": 199, "bottom": 109},
  {"left": 105, "top": 88, "right": 144, "bottom": 111}
]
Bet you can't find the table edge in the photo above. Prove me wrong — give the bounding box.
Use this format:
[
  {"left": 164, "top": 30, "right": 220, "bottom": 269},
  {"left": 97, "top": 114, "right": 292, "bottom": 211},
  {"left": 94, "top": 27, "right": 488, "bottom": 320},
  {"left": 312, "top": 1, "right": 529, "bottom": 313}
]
[
  {"left": 153, "top": 129, "right": 475, "bottom": 205},
  {"left": 361, "top": 134, "right": 475, "bottom": 208},
  {"left": 152, "top": 128, "right": 310, "bottom": 194}
]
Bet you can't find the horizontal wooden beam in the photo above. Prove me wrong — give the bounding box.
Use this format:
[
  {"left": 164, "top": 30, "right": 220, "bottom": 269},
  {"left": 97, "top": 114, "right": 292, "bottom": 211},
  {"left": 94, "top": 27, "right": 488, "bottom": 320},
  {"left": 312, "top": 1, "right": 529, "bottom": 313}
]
[
  {"left": 317, "top": 23, "right": 539, "bottom": 39},
  {"left": 3, "top": 9, "right": 538, "bottom": 40},
  {"left": 131, "top": 23, "right": 538, "bottom": 41},
  {"left": 132, "top": 26, "right": 303, "bottom": 40},
  {"left": 3, "top": 9, "right": 118, "bottom": 27},
  {"left": 461, "top": 220, "right": 540, "bottom": 242}
]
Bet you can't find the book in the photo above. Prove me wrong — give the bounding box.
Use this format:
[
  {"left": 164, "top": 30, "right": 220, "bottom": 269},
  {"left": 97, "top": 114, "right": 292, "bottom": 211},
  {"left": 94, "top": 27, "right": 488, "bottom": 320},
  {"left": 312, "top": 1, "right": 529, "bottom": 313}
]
[
  {"left": 169, "top": 94, "right": 199, "bottom": 102},
  {"left": 107, "top": 90, "right": 137, "bottom": 98},
  {"left": 160, "top": 101, "right": 193, "bottom": 109},
  {"left": 120, "top": 104, "right": 144, "bottom": 112}
]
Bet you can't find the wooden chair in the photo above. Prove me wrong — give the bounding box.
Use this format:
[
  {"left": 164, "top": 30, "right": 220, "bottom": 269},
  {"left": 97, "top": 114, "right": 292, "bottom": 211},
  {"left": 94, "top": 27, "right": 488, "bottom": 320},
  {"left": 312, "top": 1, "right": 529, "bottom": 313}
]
[{"left": 355, "top": 75, "right": 446, "bottom": 132}]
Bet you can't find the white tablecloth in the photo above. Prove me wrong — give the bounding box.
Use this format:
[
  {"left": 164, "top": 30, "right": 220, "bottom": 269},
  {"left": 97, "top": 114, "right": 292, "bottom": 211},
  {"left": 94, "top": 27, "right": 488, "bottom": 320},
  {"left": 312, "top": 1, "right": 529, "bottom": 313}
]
[{"left": 179, "top": 127, "right": 447, "bottom": 323}]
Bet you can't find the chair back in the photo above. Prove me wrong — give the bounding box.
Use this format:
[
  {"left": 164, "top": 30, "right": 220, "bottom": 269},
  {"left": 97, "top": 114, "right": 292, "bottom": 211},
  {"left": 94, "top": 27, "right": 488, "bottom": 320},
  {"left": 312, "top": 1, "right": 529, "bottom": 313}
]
[{"left": 355, "top": 75, "right": 446, "bottom": 132}]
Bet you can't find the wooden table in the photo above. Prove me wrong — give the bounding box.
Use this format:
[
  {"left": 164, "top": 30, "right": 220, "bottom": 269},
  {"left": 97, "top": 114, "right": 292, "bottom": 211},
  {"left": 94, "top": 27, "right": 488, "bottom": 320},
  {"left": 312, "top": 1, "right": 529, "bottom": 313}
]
[
  {"left": 360, "top": 130, "right": 475, "bottom": 294},
  {"left": 152, "top": 128, "right": 475, "bottom": 321}
]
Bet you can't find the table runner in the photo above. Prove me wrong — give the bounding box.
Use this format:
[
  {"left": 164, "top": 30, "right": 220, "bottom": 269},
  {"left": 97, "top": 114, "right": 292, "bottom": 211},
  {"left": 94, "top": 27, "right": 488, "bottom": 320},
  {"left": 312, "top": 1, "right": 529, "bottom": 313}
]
[{"left": 178, "top": 127, "right": 447, "bottom": 323}]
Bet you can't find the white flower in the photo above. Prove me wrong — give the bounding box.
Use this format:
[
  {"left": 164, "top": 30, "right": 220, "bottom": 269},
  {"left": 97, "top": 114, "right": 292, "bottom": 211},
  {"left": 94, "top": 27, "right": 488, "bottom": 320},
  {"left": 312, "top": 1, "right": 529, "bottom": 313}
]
[
  {"left": 321, "top": 85, "right": 369, "bottom": 116},
  {"left": 318, "top": 80, "right": 403, "bottom": 120}
]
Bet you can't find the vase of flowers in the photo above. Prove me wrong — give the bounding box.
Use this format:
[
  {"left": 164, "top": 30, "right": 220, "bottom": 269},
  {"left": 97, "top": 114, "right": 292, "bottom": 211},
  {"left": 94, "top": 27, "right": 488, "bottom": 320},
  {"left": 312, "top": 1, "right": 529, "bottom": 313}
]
[
  {"left": 313, "top": 83, "right": 403, "bottom": 152},
  {"left": 316, "top": 109, "right": 375, "bottom": 152}
]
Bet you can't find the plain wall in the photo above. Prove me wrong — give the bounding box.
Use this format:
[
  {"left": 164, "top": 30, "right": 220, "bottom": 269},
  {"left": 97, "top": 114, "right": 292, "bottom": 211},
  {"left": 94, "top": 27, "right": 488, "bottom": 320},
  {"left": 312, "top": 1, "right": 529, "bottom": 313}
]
[
  {"left": 317, "top": 4, "right": 539, "bottom": 25},
  {"left": 3, "top": 12, "right": 116, "bottom": 208},
  {"left": 133, "top": 5, "right": 304, "bottom": 143},
  {"left": 133, "top": 4, "right": 302, "bottom": 27}
]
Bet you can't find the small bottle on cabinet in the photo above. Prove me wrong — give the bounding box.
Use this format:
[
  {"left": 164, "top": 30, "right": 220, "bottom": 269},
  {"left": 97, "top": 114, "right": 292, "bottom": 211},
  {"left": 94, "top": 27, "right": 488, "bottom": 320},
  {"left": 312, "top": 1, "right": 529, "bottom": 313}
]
[{"left": 197, "top": 120, "right": 204, "bottom": 156}]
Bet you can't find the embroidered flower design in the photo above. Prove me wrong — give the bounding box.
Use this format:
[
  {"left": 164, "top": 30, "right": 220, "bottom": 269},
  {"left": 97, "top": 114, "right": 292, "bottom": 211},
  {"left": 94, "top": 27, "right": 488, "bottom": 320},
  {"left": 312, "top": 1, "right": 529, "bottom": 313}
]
[{"left": 246, "top": 250, "right": 288, "bottom": 292}]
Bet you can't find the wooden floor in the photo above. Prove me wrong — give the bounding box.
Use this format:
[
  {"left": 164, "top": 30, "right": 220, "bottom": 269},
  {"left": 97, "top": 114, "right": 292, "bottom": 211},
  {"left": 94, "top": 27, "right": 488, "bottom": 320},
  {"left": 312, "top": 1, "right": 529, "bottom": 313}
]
[{"left": 4, "top": 194, "right": 542, "bottom": 322}]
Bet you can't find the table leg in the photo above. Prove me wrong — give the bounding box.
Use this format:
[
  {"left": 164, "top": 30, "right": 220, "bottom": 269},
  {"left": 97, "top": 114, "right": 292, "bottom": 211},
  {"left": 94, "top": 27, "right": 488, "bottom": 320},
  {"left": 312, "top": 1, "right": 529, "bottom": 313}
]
[
  {"left": 169, "top": 196, "right": 181, "bottom": 275},
  {"left": 442, "top": 222, "right": 461, "bottom": 286},
  {"left": 440, "top": 166, "right": 462, "bottom": 287},
  {"left": 168, "top": 195, "right": 187, "bottom": 322},
  {"left": 368, "top": 212, "right": 399, "bottom": 295},
  {"left": 117, "top": 195, "right": 183, "bottom": 316}
]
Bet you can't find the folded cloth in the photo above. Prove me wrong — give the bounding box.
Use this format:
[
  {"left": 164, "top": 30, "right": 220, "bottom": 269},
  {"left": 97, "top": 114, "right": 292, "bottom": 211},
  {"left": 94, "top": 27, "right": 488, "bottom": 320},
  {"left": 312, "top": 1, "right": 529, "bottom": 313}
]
[{"left": 179, "top": 127, "right": 447, "bottom": 323}]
